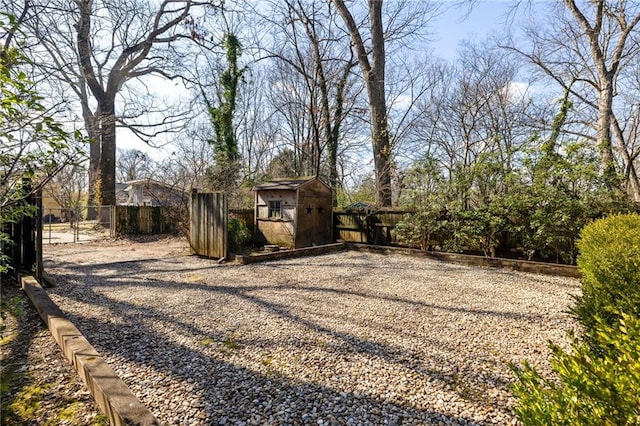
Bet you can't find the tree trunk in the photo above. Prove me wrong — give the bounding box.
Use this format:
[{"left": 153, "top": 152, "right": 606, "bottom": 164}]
[
  {"left": 597, "top": 79, "right": 617, "bottom": 186},
  {"left": 84, "top": 108, "right": 100, "bottom": 219},
  {"left": 87, "top": 138, "right": 100, "bottom": 219},
  {"left": 367, "top": 0, "right": 392, "bottom": 207},
  {"left": 99, "top": 100, "right": 117, "bottom": 207},
  {"left": 333, "top": 0, "right": 392, "bottom": 206}
]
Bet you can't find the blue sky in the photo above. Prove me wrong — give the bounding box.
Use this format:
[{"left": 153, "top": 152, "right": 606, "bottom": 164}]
[{"left": 431, "top": 1, "right": 518, "bottom": 59}]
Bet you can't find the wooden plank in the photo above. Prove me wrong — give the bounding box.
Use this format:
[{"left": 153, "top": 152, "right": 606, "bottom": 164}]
[{"left": 189, "top": 191, "right": 228, "bottom": 259}]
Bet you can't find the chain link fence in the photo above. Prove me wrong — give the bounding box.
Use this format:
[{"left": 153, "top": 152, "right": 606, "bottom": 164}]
[{"left": 41, "top": 206, "right": 113, "bottom": 244}]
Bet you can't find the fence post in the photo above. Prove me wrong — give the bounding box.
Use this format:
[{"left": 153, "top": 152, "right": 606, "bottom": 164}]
[
  {"left": 35, "top": 191, "right": 43, "bottom": 280},
  {"left": 110, "top": 205, "right": 117, "bottom": 237},
  {"left": 22, "top": 178, "right": 37, "bottom": 271}
]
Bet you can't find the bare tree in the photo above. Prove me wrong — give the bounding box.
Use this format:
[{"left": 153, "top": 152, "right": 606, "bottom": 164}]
[
  {"left": 44, "top": 162, "right": 87, "bottom": 216},
  {"left": 155, "top": 126, "right": 216, "bottom": 193},
  {"left": 505, "top": 0, "right": 640, "bottom": 194},
  {"left": 235, "top": 66, "right": 281, "bottom": 183},
  {"left": 410, "top": 39, "right": 539, "bottom": 208},
  {"left": 10, "top": 0, "right": 210, "bottom": 210},
  {"left": 260, "top": 0, "right": 360, "bottom": 203},
  {"left": 331, "top": 0, "right": 436, "bottom": 206},
  {"left": 332, "top": 0, "right": 391, "bottom": 206},
  {"left": 116, "top": 148, "right": 153, "bottom": 182}
]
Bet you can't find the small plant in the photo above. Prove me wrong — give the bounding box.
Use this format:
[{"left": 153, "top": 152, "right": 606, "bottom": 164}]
[
  {"left": 198, "top": 337, "right": 217, "bottom": 346},
  {"left": 222, "top": 335, "right": 244, "bottom": 350},
  {"left": 511, "top": 313, "right": 640, "bottom": 425},
  {"left": 228, "top": 217, "right": 251, "bottom": 253},
  {"left": 1, "top": 295, "right": 25, "bottom": 340}
]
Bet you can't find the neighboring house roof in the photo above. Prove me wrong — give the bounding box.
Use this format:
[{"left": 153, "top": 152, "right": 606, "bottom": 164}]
[
  {"left": 115, "top": 183, "right": 129, "bottom": 205},
  {"left": 116, "top": 179, "right": 187, "bottom": 206},
  {"left": 253, "top": 177, "right": 330, "bottom": 191},
  {"left": 119, "top": 179, "right": 187, "bottom": 195},
  {"left": 122, "top": 178, "right": 182, "bottom": 190}
]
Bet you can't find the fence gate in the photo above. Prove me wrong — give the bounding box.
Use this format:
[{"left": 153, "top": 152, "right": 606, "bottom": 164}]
[{"left": 190, "top": 190, "right": 227, "bottom": 259}]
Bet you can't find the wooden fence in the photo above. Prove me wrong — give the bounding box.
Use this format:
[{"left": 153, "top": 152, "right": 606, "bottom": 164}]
[
  {"left": 334, "top": 209, "right": 410, "bottom": 245},
  {"left": 2, "top": 181, "right": 42, "bottom": 277},
  {"left": 190, "top": 191, "right": 228, "bottom": 259},
  {"left": 111, "top": 206, "right": 175, "bottom": 235}
]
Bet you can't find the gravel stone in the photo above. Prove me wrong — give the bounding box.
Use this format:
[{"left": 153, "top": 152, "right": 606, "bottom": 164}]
[{"left": 43, "top": 238, "right": 580, "bottom": 425}]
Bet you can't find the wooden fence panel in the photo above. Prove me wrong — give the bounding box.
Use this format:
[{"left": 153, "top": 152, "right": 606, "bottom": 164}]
[
  {"left": 112, "top": 206, "right": 174, "bottom": 235},
  {"left": 2, "top": 181, "right": 40, "bottom": 275},
  {"left": 190, "top": 191, "right": 227, "bottom": 259},
  {"left": 333, "top": 209, "right": 409, "bottom": 245}
]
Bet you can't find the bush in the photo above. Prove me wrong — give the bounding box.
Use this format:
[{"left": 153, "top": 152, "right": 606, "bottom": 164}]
[
  {"left": 455, "top": 206, "right": 507, "bottom": 258},
  {"left": 511, "top": 213, "right": 640, "bottom": 425},
  {"left": 572, "top": 213, "right": 640, "bottom": 339},
  {"left": 395, "top": 210, "right": 443, "bottom": 250},
  {"left": 511, "top": 313, "right": 640, "bottom": 425},
  {"left": 228, "top": 218, "right": 251, "bottom": 253}
]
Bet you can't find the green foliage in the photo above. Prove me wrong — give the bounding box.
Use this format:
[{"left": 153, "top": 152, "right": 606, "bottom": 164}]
[
  {"left": 0, "top": 295, "right": 25, "bottom": 340},
  {"left": 205, "top": 32, "right": 245, "bottom": 165},
  {"left": 337, "top": 174, "right": 376, "bottom": 208},
  {"left": 456, "top": 206, "right": 507, "bottom": 257},
  {"left": 573, "top": 213, "right": 640, "bottom": 341},
  {"left": 511, "top": 313, "right": 640, "bottom": 425},
  {"left": 395, "top": 210, "right": 443, "bottom": 250},
  {"left": 511, "top": 214, "right": 640, "bottom": 425},
  {"left": 228, "top": 217, "right": 251, "bottom": 253},
  {"left": 396, "top": 157, "right": 445, "bottom": 249},
  {"left": 395, "top": 94, "right": 635, "bottom": 263},
  {"left": 1, "top": 13, "right": 85, "bottom": 273}
]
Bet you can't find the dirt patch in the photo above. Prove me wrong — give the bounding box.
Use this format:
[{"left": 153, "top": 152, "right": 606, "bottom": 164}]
[
  {"left": 2, "top": 234, "right": 187, "bottom": 424},
  {"left": 1, "top": 277, "right": 107, "bottom": 425},
  {"left": 43, "top": 234, "right": 190, "bottom": 265}
]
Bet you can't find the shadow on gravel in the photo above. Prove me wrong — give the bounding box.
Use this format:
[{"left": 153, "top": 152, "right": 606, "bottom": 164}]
[
  {"left": 0, "top": 283, "right": 34, "bottom": 423},
  {"left": 43, "top": 256, "right": 533, "bottom": 425}
]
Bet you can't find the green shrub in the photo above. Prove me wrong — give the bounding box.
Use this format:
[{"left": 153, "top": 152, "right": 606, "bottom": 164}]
[
  {"left": 395, "top": 210, "right": 443, "bottom": 250},
  {"left": 456, "top": 207, "right": 507, "bottom": 258},
  {"left": 228, "top": 218, "right": 251, "bottom": 253},
  {"left": 573, "top": 213, "right": 640, "bottom": 339},
  {"left": 511, "top": 313, "right": 640, "bottom": 425}
]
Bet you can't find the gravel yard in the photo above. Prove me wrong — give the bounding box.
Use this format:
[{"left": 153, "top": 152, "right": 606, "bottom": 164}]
[{"left": 43, "top": 238, "right": 580, "bottom": 425}]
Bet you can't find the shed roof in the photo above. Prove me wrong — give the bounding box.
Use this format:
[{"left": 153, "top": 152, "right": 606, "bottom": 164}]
[{"left": 253, "top": 177, "right": 328, "bottom": 191}]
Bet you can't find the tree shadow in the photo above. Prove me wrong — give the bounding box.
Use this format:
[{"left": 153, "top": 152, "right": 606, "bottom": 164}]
[{"left": 41, "top": 253, "right": 563, "bottom": 424}]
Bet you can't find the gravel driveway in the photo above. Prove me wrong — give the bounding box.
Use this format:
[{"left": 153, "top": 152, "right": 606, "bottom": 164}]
[{"left": 44, "top": 238, "right": 579, "bottom": 425}]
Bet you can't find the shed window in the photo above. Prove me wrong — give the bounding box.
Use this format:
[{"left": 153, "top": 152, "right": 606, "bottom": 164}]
[{"left": 268, "top": 200, "right": 281, "bottom": 218}]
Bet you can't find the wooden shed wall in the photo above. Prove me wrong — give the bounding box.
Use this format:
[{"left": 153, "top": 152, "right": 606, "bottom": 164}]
[
  {"left": 255, "top": 189, "right": 296, "bottom": 248},
  {"left": 295, "top": 180, "right": 332, "bottom": 248}
]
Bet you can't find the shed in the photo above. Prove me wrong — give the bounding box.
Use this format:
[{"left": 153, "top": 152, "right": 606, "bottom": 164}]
[{"left": 254, "top": 177, "right": 333, "bottom": 249}]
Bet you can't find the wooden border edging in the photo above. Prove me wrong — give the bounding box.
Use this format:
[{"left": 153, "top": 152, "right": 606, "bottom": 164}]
[
  {"left": 346, "top": 244, "right": 581, "bottom": 278},
  {"left": 20, "top": 274, "right": 159, "bottom": 426},
  {"left": 236, "top": 242, "right": 346, "bottom": 264},
  {"left": 234, "top": 242, "right": 580, "bottom": 278}
]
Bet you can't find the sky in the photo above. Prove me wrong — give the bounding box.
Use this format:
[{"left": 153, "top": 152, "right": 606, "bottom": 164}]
[{"left": 431, "top": 1, "right": 531, "bottom": 59}]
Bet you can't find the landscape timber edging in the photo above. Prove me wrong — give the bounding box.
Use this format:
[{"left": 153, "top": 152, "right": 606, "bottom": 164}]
[
  {"left": 346, "top": 243, "right": 581, "bottom": 278},
  {"left": 235, "top": 242, "right": 346, "bottom": 264},
  {"left": 20, "top": 274, "right": 159, "bottom": 426}
]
